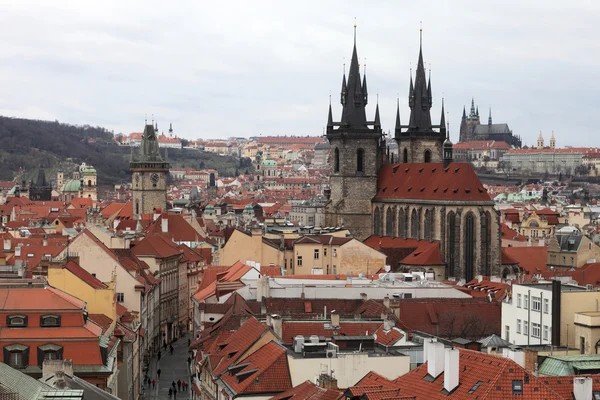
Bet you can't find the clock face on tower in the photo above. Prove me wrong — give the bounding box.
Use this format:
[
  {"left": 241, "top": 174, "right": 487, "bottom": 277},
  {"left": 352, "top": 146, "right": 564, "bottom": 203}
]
[{"left": 151, "top": 173, "right": 159, "bottom": 187}]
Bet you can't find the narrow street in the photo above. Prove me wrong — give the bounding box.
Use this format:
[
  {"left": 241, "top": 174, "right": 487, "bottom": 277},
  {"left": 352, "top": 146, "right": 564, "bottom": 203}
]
[{"left": 142, "top": 334, "right": 192, "bottom": 400}]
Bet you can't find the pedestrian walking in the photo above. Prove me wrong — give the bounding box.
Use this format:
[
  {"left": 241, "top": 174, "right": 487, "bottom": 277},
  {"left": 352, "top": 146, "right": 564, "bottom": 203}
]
[
  {"left": 170, "top": 344, "right": 174, "bottom": 355},
  {"left": 168, "top": 388, "right": 172, "bottom": 398},
  {"left": 152, "top": 378, "right": 156, "bottom": 388},
  {"left": 148, "top": 377, "right": 152, "bottom": 387},
  {"left": 157, "top": 368, "right": 161, "bottom": 379},
  {"left": 177, "top": 379, "right": 181, "bottom": 391},
  {"left": 187, "top": 356, "right": 191, "bottom": 365},
  {"left": 158, "top": 350, "right": 161, "bottom": 360},
  {"left": 172, "top": 381, "right": 177, "bottom": 391},
  {"left": 182, "top": 380, "right": 186, "bottom": 391},
  {"left": 163, "top": 339, "right": 167, "bottom": 350}
]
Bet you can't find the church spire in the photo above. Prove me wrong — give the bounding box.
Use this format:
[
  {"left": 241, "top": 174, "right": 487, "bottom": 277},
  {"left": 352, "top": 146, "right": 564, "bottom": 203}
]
[
  {"left": 488, "top": 108, "right": 492, "bottom": 125},
  {"left": 408, "top": 68, "right": 414, "bottom": 108},
  {"left": 338, "top": 22, "right": 368, "bottom": 128},
  {"left": 469, "top": 98, "right": 476, "bottom": 118},
  {"left": 362, "top": 63, "right": 368, "bottom": 104},
  {"left": 374, "top": 96, "right": 381, "bottom": 130},
  {"left": 439, "top": 98, "right": 446, "bottom": 135},
  {"left": 462, "top": 106, "right": 467, "bottom": 119},
  {"left": 395, "top": 97, "right": 401, "bottom": 130},
  {"left": 327, "top": 95, "right": 333, "bottom": 130},
  {"left": 407, "top": 24, "right": 433, "bottom": 132}
]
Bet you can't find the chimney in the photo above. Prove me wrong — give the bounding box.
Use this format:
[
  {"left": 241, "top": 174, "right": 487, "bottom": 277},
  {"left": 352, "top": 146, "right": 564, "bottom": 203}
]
[
  {"left": 383, "top": 317, "right": 394, "bottom": 332},
  {"left": 318, "top": 373, "right": 338, "bottom": 390},
  {"left": 330, "top": 310, "right": 340, "bottom": 328},
  {"left": 154, "top": 208, "right": 162, "bottom": 221},
  {"left": 573, "top": 377, "right": 592, "bottom": 400},
  {"left": 423, "top": 338, "right": 437, "bottom": 362},
  {"left": 443, "top": 348, "right": 460, "bottom": 393},
  {"left": 383, "top": 294, "right": 390, "bottom": 309},
  {"left": 3, "top": 237, "right": 11, "bottom": 251},
  {"left": 42, "top": 234, "right": 48, "bottom": 247},
  {"left": 360, "top": 293, "right": 367, "bottom": 301},
  {"left": 271, "top": 314, "right": 282, "bottom": 339},
  {"left": 260, "top": 296, "right": 267, "bottom": 314},
  {"left": 552, "top": 280, "right": 562, "bottom": 346},
  {"left": 42, "top": 359, "right": 74, "bottom": 380},
  {"left": 15, "top": 245, "right": 21, "bottom": 257},
  {"left": 427, "top": 341, "right": 445, "bottom": 378},
  {"left": 161, "top": 213, "right": 169, "bottom": 233}
]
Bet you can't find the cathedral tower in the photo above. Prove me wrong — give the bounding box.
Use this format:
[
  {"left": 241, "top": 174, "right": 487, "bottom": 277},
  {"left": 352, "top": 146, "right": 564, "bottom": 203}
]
[
  {"left": 395, "top": 29, "right": 445, "bottom": 163},
  {"left": 325, "top": 26, "right": 383, "bottom": 240},
  {"left": 130, "top": 122, "right": 170, "bottom": 216},
  {"left": 537, "top": 131, "right": 544, "bottom": 149}
]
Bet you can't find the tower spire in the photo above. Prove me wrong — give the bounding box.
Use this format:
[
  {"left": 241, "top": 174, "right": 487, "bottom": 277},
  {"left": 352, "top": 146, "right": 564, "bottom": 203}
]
[
  {"left": 462, "top": 106, "right": 466, "bottom": 119},
  {"left": 407, "top": 24, "right": 433, "bottom": 132},
  {"left": 338, "top": 21, "right": 368, "bottom": 128},
  {"left": 395, "top": 97, "right": 401, "bottom": 130},
  {"left": 340, "top": 63, "right": 347, "bottom": 106},
  {"left": 362, "top": 61, "right": 368, "bottom": 103},
  {"left": 327, "top": 94, "right": 333, "bottom": 130},
  {"left": 440, "top": 97, "right": 446, "bottom": 135},
  {"left": 470, "top": 98, "right": 476, "bottom": 117},
  {"left": 374, "top": 93, "right": 381, "bottom": 129},
  {"left": 488, "top": 107, "right": 492, "bottom": 125},
  {"left": 408, "top": 67, "right": 414, "bottom": 108}
]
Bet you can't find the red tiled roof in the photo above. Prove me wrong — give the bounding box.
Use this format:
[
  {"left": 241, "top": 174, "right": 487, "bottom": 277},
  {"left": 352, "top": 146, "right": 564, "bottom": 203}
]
[
  {"left": 503, "top": 246, "right": 548, "bottom": 274},
  {"left": 219, "top": 341, "right": 292, "bottom": 396},
  {"left": 146, "top": 213, "right": 204, "bottom": 243},
  {"left": 375, "top": 163, "right": 491, "bottom": 202},
  {"left": 88, "top": 314, "right": 114, "bottom": 334},
  {"left": 393, "top": 348, "right": 563, "bottom": 399},
  {"left": 500, "top": 223, "right": 528, "bottom": 242},
  {"left": 354, "top": 371, "right": 402, "bottom": 390},
  {"left": 0, "top": 286, "right": 85, "bottom": 311},
  {"left": 270, "top": 380, "right": 341, "bottom": 400},
  {"left": 280, "top": 321, "right": 382, "bottom": 344},
  {"left": 131, "top": 234, "right": 182, "bottom": 259},
  {"left": 260, "top": 265, "right": 282, "bottom": 276},
  {"left": 63, "top": 260, "right": 107, "bottom": 289}
]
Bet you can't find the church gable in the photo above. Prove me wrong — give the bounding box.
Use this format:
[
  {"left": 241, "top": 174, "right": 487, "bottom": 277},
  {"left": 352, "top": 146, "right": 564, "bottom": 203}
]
[{"left": 374, "top": 162, "right": 491, "bottom": 202}]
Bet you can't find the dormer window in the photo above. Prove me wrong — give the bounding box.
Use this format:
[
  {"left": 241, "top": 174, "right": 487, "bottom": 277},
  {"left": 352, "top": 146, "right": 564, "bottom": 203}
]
[
  {"left": 40, "top": 315, "right": 61, "bottom": 327},
  {"left": 3, "top": 344, "right": 29, "bottom": 368},
  {"left": 7, "top": 315, "right": 27, "bottom": 327},
  {"left": 37, "top": 343, "right": 63, "bottom": 367}
]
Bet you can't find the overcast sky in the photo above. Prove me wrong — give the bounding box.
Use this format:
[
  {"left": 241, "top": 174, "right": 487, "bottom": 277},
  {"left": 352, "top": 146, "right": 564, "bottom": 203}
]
[{"left": 0, "top": 1, "right": 598, "bottom": 146}]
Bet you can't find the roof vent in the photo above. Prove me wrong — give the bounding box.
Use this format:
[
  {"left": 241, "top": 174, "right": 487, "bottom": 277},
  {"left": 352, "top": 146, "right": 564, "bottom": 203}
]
[
  {"left": 420, "top": 187, "right": 425, "bottom": 192},
  {"left": 433, "top": 188, "right": 438, "bottom": 192},
  {"left": 394, "top": 187, "right": 399, "bottom": 192},
  {"left": 454, "top": 168, "right": 460, "bottom": 173},
  {"left": 419, "top": 168, "right": 424, "bottom": 173},
  {"left": 443, "top": 188, "right": 448, "bottom": 193},
  {"left": 453, "top": 189, "right": 458, "bottom": 193},
  {"left": 392, "top": 166, "right": 399, "bottom": 174},
  {"left": 405, "top": 168, "right": 409, "bottom": 173},
  {"left": 465, "top": 189, "right": 471, "bottom": 193},
  {"left": 407, "top": 187, "right": 412, "bottom": 192},
  {"left": 431, "top": 168, "right": 437, "bottom": 173}
]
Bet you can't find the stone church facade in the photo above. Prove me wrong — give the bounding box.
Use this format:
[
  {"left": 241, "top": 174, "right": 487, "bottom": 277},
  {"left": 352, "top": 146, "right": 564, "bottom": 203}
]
[{"left": 325, "top": 30, "right": 501, "bottom": 281}]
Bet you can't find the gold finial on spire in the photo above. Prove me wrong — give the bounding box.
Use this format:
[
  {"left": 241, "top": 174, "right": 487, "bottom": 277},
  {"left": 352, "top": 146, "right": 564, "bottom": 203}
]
[
  {"left": 419, "top": 21, "right": 423, "bottom": 47},
  {"left": 353, "top": 17, "right": 357, "bottom": 44}
]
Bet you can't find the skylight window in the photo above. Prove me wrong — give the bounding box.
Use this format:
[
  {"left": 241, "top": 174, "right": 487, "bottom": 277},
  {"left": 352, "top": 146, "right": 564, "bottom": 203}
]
[
  {"left": 512, "top": 380, "right": 523, "bottom": 395},
  {"left": 468, "top": 381, "right": 483, "bottom": 394}
]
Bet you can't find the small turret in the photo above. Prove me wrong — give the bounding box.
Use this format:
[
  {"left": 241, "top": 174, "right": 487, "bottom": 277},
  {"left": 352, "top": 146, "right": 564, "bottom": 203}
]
[{"left": 443, "top": 122, "right": 453, "bottom": 168}]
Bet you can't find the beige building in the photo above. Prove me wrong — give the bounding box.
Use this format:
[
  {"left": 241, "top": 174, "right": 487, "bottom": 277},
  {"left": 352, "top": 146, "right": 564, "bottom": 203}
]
[
  {"left": 547, "top": 233, "right": 600, "bottom": 269},
  {"left": 574, "top": 311, "right": 600, "bottom": 354}
]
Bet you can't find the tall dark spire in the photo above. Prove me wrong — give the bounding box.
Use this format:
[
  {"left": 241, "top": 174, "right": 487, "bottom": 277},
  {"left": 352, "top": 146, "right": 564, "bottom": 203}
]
[
  {"left": 407, "top": 26, "right": 433, "bottom": 132},
  {"left": 476, "top": 106, "right": 479, "bottom": 117},
  {"left": 395, "top": 97, "right": 401, "bottom": 130},
  {"left": 327, "top": 95, "right": 333, "bottom": 129},
  {"left": 340, "top": 65, "right": 347, "bottom": 106},
  {"left": 488, "top": 108, "right": 492, "bottom": 125},
  {"left": 362, "top": 63, "right": 368, "bottom": 104},
  {"left": 462, "top": 106, "right": 467, "bottom": 119},
  {"left": 169, "top": 123, "right": 173, "bottom": 134},
  {"left": 136, "top": 122, "right": 163, "bottom": 162},
  {"left": 408, "top": 69, "right": 414, "bottom": 108},
  {"left": 439, "top": 98, "right": 446, "bottom": 135},
  {"left": 470, "top": 98, "right": 476, "bottom": 117},
  {"left": 374, "top": 98, "right": 381, "bottom": 130},
  {"left": 339, "top": 23, "right": 368, "bottom": 128}
]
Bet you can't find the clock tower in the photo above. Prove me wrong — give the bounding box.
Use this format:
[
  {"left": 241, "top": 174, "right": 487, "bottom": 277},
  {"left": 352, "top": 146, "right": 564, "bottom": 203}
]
[{"left": 130, "top": 122, "right": 170, "bottom": 216}]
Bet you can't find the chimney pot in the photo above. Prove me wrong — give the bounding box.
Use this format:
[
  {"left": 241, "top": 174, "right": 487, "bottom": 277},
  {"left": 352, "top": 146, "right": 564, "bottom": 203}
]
[
  {"left": 427, "top": 342, "right": 445, "bottom": 378},
  {"left": 443, "top": 348, "right": 460, "bottom": 392}
]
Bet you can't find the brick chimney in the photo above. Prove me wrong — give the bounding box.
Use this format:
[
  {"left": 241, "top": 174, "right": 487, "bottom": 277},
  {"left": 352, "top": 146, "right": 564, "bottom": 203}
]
[
  {"left": 42, "top": 359, "right": 73, "bottom": 380},
  {"left": 318, "top": 373, "right": 338, "bottom": 390},
  {"left": 161, "top": 213, "right": 169, "bottom": 233},
  {"left": 271, "top": 314, "right": 282, "bottom": 339}
]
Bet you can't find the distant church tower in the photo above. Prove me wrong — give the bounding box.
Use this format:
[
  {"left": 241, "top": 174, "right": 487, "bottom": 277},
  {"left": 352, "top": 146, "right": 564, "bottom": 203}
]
[
  {"left": 459, "top": 98, "right": 480, "bottom": 142},
  {"left": 549, "top": 131, "right": 556, "bottom": 149},
  {"left": 395, "top": 29, "right": 446, "bottom": 163},
  {"left": 325, "top": 26, "right": 384, "bottom": 240},
  {"left": 130, "top": 121, "right": 170, "bottom": 216},
  {"left": 537, "top": 131, "right": 544, "bottom": 149}
]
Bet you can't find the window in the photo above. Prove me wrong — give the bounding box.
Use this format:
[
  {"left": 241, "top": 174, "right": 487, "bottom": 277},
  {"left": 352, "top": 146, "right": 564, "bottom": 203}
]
[
  {"left": 523, "top": 320, "right": 529, "bottom": 335},
  {"left": 356, "top": 149, "right": 364, "bottom": 173},
  {"left": 424, "top": 150, "right": 431, "bottom": 163},
  {"left": 524, "top": 295, "right": 529, "bottom": 310},
  {"left": 403, "top": 148, "right": 408, "bottom": 163},
  {"left": 297, "top": 256, "right": 303, "bottom": 267},
  {"left": 544, "top": 325, "right": 549, "bottom": 341},
  {"left": 3, "top": 344, "right": 29, "bottom": 369},
  {"left": 334, "top": 148, "right": 340, "bottom": 173},
  {"left": 333, "top": 249, "right": 337, "bottom": 257},
  {"left": 7, "top": 315, "right": 27, "bottom": 327},
  {"left": 504, "top": 325, "right": 510, "bottom": 342},
  {"left": 544, "top": 298, "right": 549, "bottom": 313},
  {"left": 512, "top": 380, "right": 523, "bottom": 395},
  {"left": 40, "top": 315, "right": 61, "bottom": 327},
  {"left": 516, "top": 319, "right": 521, "bottom": 334},
  {"left": 37, "top": 344, "right": 63, "bottom": 367},
  {"left": 532, "top": 323, "right": 541, "bottom": 338},
  {"left": 314, "top": 249, "right": 319, "bottom": 260},
  {"left": 517, "top": 294, "right": 522, "bottom": 308},
  {"left": 532, "top": 297, "right": 541, "bottom": 312},
  {"left": 323, "top": 248, "right": 327, "bottom": 257},
  {"left": 116, "top": 293, "right": 125, "bottom": 303}
]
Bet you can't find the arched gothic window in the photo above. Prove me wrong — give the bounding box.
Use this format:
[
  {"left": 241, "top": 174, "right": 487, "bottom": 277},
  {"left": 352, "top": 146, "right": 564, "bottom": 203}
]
[
  {"left": 465, "top": 212, "right": 476, "bottom": 282},
  {"left": 447, "top": 211, "right": 456, "bottom": 278},
  {"left": 357, "top": 149, "right": 364, "bottom": 173},
  {"left": 398, "top": 208, "right": 407, "bottom": 238},
  {"left": 411, "top": 209, "right": 420, "bottom": 239},
  {"left": 424, "top": 150, "right": 432, "bottom": 163},
  {"left": 334, "top": 148, "right": 340, "bottom": 173},
  {"left": 481, "top": 211, "right": 492, "bottom": 276},
  {"left": 385, "top": 207, "right": 394, "bottom": 237},
  {"left": 424, "top": 209, "right": 433, "bottom": 241},
  {"left": 403, "top": 148, "right": 408, "bottom": 163},
  {"left": 373, "top": 207, "right": 382, "bottom": 236}
]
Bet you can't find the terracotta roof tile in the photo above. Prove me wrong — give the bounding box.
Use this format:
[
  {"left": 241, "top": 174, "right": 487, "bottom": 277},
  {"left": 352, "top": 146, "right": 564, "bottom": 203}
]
[
  {"left": 63, "top": 260, "right": 107, "bottom": 289},
  {"left": 270, "top": 380, "right": 341, "bottom": 400},
  {"left": 88, "top": 314, "right": 114, "bottom": 334}
]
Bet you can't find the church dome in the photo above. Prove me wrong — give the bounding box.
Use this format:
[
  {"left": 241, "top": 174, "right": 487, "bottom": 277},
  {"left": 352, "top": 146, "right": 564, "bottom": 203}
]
[
  {"left": 82, "top": 166, "right": 97, "bottom": 175},
  {"left": 262, "top": 160, "right": 277, "bottom": 167},
  {"left": 443, "top": 138, "right": 453, "bottom": 148},
  {"left": 63, "top": 179, "right": 81, "bottom": 192}
]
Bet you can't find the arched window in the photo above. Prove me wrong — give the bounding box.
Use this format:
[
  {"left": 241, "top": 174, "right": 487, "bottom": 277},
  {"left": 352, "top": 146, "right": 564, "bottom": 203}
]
[
  {"left": 424, "top": 150, "right": 432, "bottom": 163},
  {"left": 135, "top": 201, "right": 139, "bottom": 215},
  {"left": 385, "top": 207, "right": 394, "bottom": 236},
  {"left": 465, "top": 212, "right": 476, "bottom": 282},
  {"left": 403, "top": 148, "right": 408, "bottom": 163},
  {"left": 373, "top": 207, "right": 382, "bottom": 236},
  {"left": 88, "top": 180, "right": 92, "bottom": 187},
  {"left": 398, "top": 208, "right": 406, "bottom": 238},
  {"left": 424, "top": 209, "right": 433, "bottom": 241},
  {"left": 357, "top": 149, "right": 364, "bottom": 173},
  {"left": 447, "top": 211, "right": 456, "bottom": 278},
  {"left": 481, "top": 211, "right": 492, "bottom": 276},
  {"left": 334, "top": 148, "right": 340, "bottom": 173},
  {"left": 411, "top": 209, "right": 420, "bottom": 239}
]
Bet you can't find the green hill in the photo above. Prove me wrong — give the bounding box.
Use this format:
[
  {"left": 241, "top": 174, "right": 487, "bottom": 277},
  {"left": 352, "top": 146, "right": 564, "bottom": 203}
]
[{"left": 0, "top": 116, "right": 252, "bottom": 186}]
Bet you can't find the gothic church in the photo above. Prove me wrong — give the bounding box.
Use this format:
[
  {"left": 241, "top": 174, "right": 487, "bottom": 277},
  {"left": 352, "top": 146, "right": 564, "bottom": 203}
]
[{"left": 324, "top": 30, "right": 501, "bottom": 281}]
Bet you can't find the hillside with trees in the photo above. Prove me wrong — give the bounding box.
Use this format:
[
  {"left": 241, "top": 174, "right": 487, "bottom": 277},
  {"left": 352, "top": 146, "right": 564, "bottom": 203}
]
[{"left": 0, "top": 116, "right": 251, "bottom": 186}]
